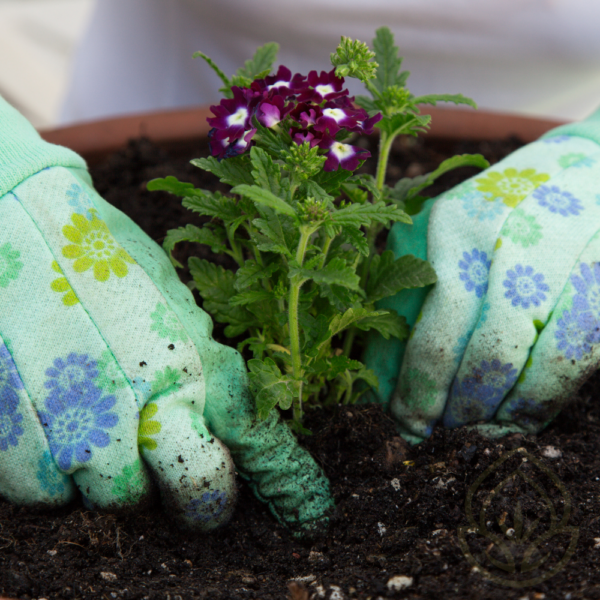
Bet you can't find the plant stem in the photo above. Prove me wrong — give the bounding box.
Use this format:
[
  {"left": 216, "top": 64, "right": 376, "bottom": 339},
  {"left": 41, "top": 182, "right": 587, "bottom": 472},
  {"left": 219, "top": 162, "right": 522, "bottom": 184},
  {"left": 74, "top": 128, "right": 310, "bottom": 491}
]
[{"left": 288, "top": 225, "right": 313, "bottom": 420}]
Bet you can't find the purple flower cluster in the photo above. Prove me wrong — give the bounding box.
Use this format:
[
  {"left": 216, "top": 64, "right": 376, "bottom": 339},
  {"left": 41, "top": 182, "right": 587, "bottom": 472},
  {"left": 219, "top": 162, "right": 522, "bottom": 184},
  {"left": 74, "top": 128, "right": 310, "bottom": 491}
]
[{"left": 207, "top": 66, "right": 381, "bottom": 171}]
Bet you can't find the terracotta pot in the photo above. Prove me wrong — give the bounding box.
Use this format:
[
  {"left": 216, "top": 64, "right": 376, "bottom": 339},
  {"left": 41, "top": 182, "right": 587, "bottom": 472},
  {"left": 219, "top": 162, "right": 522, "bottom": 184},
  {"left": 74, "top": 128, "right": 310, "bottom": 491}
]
[{"left": 38, "top": 106, "right": 567, "bottom": 164}]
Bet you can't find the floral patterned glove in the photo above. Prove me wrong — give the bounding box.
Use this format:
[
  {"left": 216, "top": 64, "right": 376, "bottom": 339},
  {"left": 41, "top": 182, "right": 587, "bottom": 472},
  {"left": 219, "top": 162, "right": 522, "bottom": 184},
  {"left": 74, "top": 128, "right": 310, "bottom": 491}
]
[
  {"left": 0, "top": 96, "right": 333, "bottom": 532},
  {"left": 365, "top": 108, "right": 600, "bottom": 444}
]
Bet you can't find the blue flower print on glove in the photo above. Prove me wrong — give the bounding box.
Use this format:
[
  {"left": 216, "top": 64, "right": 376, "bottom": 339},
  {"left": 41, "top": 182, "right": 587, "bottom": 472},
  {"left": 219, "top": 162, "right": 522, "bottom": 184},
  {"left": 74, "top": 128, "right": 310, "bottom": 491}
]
[
  {"left": 555, "top": 308, "right": 593, "bottom": 360},
  {"left": 533, "top": 185, "right": 583, "bottom": 217},
  {"left": 0, "top": 344, "right": 24, "bottom": 451},
  {"left": 461, "top": 191, "right": 504, "bottom": 222},
  {"left": 38, "top": 353, "right": 118, "bottom": 470},
  {"left": 503, "top": 265, "right": 549, "bottom": 309},
  {"left": 445, "top": 358, "right": 518, "bottom": 427},
  {"left": 459, "top": 249, "right": 491, "bottom": 298},
  {"left": 185, "top": 489, "right": 228, "bottom": 523}
]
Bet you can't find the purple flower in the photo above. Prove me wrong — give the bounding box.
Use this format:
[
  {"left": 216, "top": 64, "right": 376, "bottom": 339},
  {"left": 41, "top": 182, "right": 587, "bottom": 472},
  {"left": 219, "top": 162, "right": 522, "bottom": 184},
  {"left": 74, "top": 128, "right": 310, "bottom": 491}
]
[
  {"left": 503, "top": 264, "right": 549, "bottom": 309},
  {"left": 317, "top": 135, "right": 370, "bottom": 172},
  {"left": 444, "top": 358, "right": 518, "bottom": 427},
  {"left": 251, "top": 65, "right": 307, "bottom": 98},
  {"left": 555, "top": 308, "right": 592, "bottom": 360},
  {"left": 458, "top": 248, "right": 491, "bottom": 298},
  {"left": 38, "top": 353, "right": 118, "bottom": 470},
  {"left": 0, "top": 344, "right": 24, "bottom": 451},
  {"left": 184, "top": 489, "right": 228, "bottom": 523},
  {"left": 298, "top": 69, "right": 348, "bottom": 103},
  {"left": 256, "top": 95, "right": 291, "bottom": 128},
  {"left": 533, "top": 185, "right": 583, "bottom": 217}
]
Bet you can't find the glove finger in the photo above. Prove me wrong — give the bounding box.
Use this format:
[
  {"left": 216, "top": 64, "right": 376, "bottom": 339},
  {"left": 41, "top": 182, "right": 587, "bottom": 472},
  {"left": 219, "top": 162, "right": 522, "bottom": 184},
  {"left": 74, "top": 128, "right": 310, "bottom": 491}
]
[
  {"left": 394, "top": 135, "right": 597, "bottom": 442},
  {"left": 486, "top": 229, "right": 600, "bottom": 434},
  {"left": 140, "top": 398, "right": 236, "bottom": 530},
  {"left": 362, "top": 198, "right": 435, "bottom": 409},
  {"left": 443, "top": 141, "right": 600, "bottom": 429},
  {"left": 0, "top": 336, "right": 75, "bottom": 505}
]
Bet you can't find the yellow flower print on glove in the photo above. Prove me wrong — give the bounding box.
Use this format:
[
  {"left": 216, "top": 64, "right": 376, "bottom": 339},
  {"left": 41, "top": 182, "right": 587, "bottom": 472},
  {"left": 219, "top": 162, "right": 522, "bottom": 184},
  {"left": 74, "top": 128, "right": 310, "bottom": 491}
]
[
  {"left": 61, "top": 210, "right": 135, "bottom": 282},
  {"left": 475, "top": 168, "right": 550, "bottom": 208},
  {"left": 49, "top": 261, "right": 79, "bottom": 306}
]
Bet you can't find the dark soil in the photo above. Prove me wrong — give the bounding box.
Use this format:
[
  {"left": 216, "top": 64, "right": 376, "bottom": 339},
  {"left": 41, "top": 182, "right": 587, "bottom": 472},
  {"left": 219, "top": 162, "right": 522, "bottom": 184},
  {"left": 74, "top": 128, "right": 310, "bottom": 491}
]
[{"left": 2, "top": 134, "right": 600, "bottom": 600}]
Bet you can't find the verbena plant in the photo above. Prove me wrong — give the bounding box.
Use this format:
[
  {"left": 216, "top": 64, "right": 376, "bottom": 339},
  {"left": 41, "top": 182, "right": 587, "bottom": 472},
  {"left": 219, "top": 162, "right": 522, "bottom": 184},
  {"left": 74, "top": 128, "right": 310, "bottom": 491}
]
[{"left": 148, "top": 27, "right": 488, "bottom": 432}]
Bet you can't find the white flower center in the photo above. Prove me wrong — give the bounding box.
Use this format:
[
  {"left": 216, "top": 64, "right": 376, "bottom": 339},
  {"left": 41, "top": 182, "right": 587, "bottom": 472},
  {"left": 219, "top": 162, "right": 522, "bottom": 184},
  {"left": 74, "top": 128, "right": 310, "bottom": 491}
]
[
  {"left": 331, "top": 142, "right": 353, "bottom": 160},
  {"left": 268, "top": 81, "right": 287, "bottom": 90},
  {"left": 322, "top": 108, "right": 345, "bottom": 122},
  {"left": 227, "top": 107, "right": 248, "bottom": 127},
  {"left": 315, "top": 84, "right": 334, "bottom": 96}
]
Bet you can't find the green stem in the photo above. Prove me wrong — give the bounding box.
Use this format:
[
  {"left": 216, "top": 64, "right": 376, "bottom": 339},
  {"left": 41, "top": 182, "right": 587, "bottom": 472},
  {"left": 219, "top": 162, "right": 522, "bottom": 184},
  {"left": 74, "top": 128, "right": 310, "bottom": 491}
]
[
  {"left": 226, "top": 224, "right": 245, "bottom": 266},
  {"left": 288, "top": 225, "right": 313, "bottom": 420}
]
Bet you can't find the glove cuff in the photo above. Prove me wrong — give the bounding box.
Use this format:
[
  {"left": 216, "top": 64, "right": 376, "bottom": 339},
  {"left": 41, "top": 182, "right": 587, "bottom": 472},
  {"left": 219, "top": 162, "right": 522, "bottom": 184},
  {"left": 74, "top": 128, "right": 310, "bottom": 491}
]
[
  {"left": 540, "top": 105, "right": 600, "bottom": 147},
  {"left": 0, "top": 95, "right": 87, "bottom": 198}
]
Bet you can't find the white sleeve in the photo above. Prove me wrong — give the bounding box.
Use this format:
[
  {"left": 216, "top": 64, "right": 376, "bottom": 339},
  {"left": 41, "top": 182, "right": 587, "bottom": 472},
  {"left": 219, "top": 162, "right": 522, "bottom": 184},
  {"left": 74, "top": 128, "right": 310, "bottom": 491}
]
[{"left": 60, "top": 0, "right": 600, "bottom": 125}]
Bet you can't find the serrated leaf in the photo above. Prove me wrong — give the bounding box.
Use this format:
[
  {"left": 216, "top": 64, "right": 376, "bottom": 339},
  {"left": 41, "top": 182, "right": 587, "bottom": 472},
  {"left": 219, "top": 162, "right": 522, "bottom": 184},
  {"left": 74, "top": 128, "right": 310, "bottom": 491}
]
[
  {"left": 309, "top": 355, "right": 364, "bottom": 380},
  {"left": 250, "top": 146, "right": 281, "bottom": 196},
  {"left": 340, "top": 226, "right": 369, "bottom": 256},
  {"left": 192, "top": 52, "right": 231, "bottom": 94},
  {"left": 253, "top": 122, "right": 291, "bottom": 158},
  {"left": 163, "top": 224, "right": 227, "bottom": 267},
  {"left": 313, "top": 164, "right": 354, "bottom": 196},
  {"left": 236, "top": 42, "right": 279, "bottom": 81},
  {"left": 299, "top": 180, "right": 334, "bottom": 205},
  {"left": 229, "top": 290, "right": 275, "bottom": 306},
  {"left": 354, "top": 309, "right": 409, "bottom": 340},
  {"left": 413, "top": 93, "right": 477, "bottom": 109},
  {"left": 378, "top": 112, "right": 431, "bottom": 138},
  {"left": 330, "top": 201, "right": 411, "bottom": 228},
  {"left": 318, "top": 283, "right": 361, "bottom": 313},
  {"left": 354, "top": 366, "right": 379, "bottom": 390},
  {"left": 247, "top": 357, "right": 296, "bottom": 419},
  {"left": 232, "top": 184, "right": 296, "bottom": 217},
  {"left": 367, "top": 251, "right": 437, "bottom": 302},
  {"left": 192, "top": 155, "right": 254, "bottom": 187},
  {"left": 328, "top": 307, "right": 389, "bottom": 339},
  {"left": 371, "top": 26, "right": 405, "bottom": 95},
  {"left": 234, "top": 260, "right": 279, "bottom": 291},
  {"left": 291, "top": 257, "right": 360, "bottom": 290},
  {"left": 180, "top": 191, "right": 242, "bottom": 222},
  {"left": 188, "top": 258, "right": 256, "bottom": 337},
  {"left": 147, "top": 176, "right": 200, "bottom": 197},
  {"left": 253, "top": 211, "right": 297, "bottom": 257}
]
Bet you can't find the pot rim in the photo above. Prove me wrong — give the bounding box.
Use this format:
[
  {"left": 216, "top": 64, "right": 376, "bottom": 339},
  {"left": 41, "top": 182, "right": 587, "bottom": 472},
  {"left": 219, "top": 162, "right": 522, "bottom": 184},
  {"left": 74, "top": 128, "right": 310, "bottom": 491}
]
[{"left": 38, "top": 105, "right": 567, "bottom": 163}]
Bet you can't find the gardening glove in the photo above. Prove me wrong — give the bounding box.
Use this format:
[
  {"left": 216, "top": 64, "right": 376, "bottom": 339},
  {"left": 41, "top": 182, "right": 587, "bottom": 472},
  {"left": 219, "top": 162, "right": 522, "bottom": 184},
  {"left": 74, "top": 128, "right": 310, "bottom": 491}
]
[
  {"left": 0, "top": 95, "right": 333, "bottom": 533},
  {"left": 364, "top": 107, "right": 600, "bottom": 444}
]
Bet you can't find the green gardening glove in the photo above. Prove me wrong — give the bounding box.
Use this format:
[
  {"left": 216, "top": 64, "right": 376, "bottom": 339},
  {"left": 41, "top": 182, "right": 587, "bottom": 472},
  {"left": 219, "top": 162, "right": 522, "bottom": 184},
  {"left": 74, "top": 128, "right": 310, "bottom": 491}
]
[
  {"left": 364, "top": 107, "right": 600, "bottom": 444},
  {"left": 0, "top": 96, "right": 333, "bottom": 533}
]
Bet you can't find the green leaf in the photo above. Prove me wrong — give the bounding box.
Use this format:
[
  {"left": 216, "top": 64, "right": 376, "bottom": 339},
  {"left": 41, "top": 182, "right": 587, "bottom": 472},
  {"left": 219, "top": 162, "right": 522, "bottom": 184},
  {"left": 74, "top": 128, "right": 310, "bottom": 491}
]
[
  {"left": 180, "top": 191, "right": 242, "bottom": 221},
  {"left": 309, "top": 355, "right": 364, "bottom": 380},
  {"left": 253, "top": 211, "right": 298, "bottom": 257},
  {"left": 330, "top": 201, "right": 411, "bottom": 228},
  {"left": 163, "top": 224, "right": 227, "bottom": 267},
  {"left": 313, "top": 168, "right": 354, "bottom": 197},
  {"left": 147, "top": 176, "right": 200, "bottom": 197},
  {"left": 413, "top": 93, "right": 477, "bottom": 109},
  {"left": 371, "top": 27, "right": 406, "bottom": 95},
  {"left": 229, "top": 290, "right": 275, "bottom": 306},
  {"left": 188, "top": 258, "right": 256, "bottom": 337},
  {"left": 232, "top": 184, "right": 297, "bottom": 217},
  {"left": 340, "top": 226, "right": 369, "bottom": 256},
  {"left": 299, "top": 180, "right": 335, "bottom": 205},
  {"left": 399, "top": 154, "right": 490, "bottom": 214},
  {"left": 192, "top": 155, "right": 254, "bottom": 187},
  {"left": 250, "top": 146, "right": 281, "bottom": 196},
  {"left": 354, "top": 309, "right": 409, "bottom": 340},
  {"left": 253, "top": 121, "right": 291, "bottom": 158},
  {"left": 192, "top": 52, "right": 231, "bottom": 95},
  {"left": 354, "top": 366, "right": 379, "bottom": 391},
  {"left": 378, "top": 112, "right": 431, "bottom": 139},
  {"left": 247, "top": 358, "right": 297, "bottom": 419},
  {"left": 236, "top": 42, "right": 279, "bottom": 81},
  {"left": 367, "top": 251, "right": 437, "bottom": 302},
  {"left": 291, "top": 257, "right": 360, "bottom": 290},
  {"left": 234, "top": 260, "right": 279, "bottom": 291}
]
